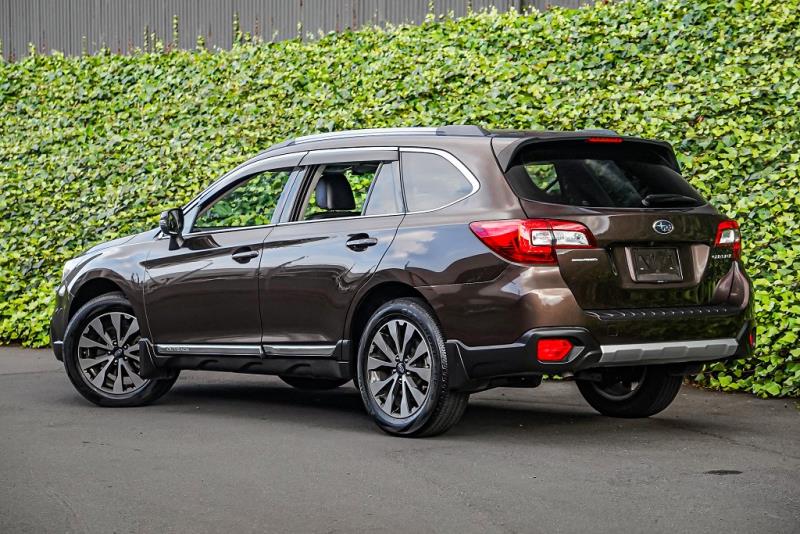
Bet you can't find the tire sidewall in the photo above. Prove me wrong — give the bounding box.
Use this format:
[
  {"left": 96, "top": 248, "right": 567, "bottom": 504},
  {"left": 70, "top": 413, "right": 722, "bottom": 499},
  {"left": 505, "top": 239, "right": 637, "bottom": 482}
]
[
  {"left": 356, "top": 299, "right": 448, "bottom": 435},
  {"left": 577, "top": 365, "right": 681, "bottom": 418},
  {"left": 63, "top": 293, "right": 174, "bottom": 407}
]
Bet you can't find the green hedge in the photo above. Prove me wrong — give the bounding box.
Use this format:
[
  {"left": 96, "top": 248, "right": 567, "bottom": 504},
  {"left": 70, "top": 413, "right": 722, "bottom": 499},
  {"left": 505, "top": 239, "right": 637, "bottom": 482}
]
[{"left": 0, "top": 0, "right": 798, "bottom": 397}]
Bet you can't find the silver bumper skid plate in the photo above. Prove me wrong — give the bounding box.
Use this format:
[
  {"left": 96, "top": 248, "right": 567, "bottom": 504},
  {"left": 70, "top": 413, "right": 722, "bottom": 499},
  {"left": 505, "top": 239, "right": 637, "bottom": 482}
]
[{"left": 599, "top": 338, "right": 739, "bottom": 365}]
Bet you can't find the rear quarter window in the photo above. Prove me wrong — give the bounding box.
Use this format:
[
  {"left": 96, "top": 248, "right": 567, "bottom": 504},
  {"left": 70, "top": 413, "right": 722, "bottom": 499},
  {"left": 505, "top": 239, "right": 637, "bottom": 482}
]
[{"left": 401, "top": 151, "right": 474, "bottom": 211}]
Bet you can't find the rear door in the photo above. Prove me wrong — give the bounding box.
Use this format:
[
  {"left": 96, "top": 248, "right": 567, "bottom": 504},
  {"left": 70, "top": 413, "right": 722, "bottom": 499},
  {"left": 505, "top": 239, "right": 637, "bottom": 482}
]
[
  {"left": 258, "top": 148, "right": 404, "bottom": 350},
  {"left": 501, "top": 138, "right": 732, "bottom": 309}
]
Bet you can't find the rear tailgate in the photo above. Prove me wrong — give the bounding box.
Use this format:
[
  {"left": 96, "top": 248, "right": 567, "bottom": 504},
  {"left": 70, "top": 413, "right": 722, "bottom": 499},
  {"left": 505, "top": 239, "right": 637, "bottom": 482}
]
[
  {"left": 496, "top": 136, "right": 737, "bottom": 310},
  {"left": 519, "top": 204, "right": 733, "bottom": 309}
]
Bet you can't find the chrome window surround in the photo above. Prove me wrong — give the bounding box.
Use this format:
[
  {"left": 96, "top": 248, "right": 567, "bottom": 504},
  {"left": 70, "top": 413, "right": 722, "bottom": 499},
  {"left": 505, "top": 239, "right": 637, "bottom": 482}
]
[
  {"left": 299, "top": 146, "right": 399, "bottom": 164},
  {"left": 398, "top": 146, "right": 481, "bottom": 213}
]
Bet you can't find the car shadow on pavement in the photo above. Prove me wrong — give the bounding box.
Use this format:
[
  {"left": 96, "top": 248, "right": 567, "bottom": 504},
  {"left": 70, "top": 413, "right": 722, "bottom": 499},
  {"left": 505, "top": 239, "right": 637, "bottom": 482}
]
[{"left": 145, "top": 378, "right": 732, "bottom": 442}]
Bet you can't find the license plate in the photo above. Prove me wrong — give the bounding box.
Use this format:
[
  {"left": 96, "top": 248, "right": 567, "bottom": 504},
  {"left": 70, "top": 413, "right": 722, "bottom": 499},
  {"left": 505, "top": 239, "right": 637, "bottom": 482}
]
[{"left": 631, "top": 247, "right": 683, "bottom": 282}]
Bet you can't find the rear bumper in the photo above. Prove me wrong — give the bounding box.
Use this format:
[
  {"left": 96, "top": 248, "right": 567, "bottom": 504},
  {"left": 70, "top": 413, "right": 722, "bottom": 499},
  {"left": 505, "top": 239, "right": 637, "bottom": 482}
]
[{"left": 446, "top": 322, "right": 754, "bottom": 390}]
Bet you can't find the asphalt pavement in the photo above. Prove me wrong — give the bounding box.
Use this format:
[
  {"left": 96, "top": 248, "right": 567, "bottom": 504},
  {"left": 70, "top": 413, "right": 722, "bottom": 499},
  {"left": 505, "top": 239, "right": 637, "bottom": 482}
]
[{"left": 1, "top": 346, "right": 798, "bottom": 534}]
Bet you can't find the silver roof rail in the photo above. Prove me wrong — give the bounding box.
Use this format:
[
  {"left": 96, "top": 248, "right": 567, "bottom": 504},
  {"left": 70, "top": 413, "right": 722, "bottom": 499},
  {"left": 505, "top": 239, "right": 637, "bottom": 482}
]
[{"left": 292, "top": 127, "right": 439, "bottom": 144}]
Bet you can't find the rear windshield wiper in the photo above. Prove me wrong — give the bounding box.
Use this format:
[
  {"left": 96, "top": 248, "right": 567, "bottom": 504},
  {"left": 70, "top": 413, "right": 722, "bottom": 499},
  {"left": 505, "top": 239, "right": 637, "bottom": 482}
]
[{"left": 641, "top": 194, "right": 702, "bottom": 207}]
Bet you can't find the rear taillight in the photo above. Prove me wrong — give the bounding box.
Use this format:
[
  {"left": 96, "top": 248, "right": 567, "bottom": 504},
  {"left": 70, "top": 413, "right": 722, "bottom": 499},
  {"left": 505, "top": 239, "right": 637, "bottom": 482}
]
[
  {"left": 714, "top": 220, "right": 741, "bottom": 260},
  {"left": 536, "top": 338, "right": 574, "bottom": 362},
  {"left": 469, "top": 219, "right": 596, "bottom": 265}
]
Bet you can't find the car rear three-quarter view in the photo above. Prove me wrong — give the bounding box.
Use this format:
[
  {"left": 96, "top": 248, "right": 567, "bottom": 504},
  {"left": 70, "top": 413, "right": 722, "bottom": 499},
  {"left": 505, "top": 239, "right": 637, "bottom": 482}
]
[{"left": 50, "top": 126, "right": 755, "bottom": 437}]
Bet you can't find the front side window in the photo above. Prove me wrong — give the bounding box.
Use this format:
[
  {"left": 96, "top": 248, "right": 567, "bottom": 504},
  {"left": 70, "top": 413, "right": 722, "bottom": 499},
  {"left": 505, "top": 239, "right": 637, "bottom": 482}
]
[
  {"left": 400, "top": 152, "right": 473, "bottom": 212},
  {"left": 193, "top": 169, "right": 292, "bottom": 230}
]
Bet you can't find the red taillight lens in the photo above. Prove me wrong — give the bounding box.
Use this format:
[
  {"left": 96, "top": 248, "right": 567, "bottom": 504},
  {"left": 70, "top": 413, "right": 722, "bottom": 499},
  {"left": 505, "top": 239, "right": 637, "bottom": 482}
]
[
  {"left": 714, "top": 220, "right": 741, "bottom": 260},
  {"left": 469, "top": 219, "right": 596, "bottom": 265},
  {"left": 537, "top": 338, "right": 574, "bottom": 362}
]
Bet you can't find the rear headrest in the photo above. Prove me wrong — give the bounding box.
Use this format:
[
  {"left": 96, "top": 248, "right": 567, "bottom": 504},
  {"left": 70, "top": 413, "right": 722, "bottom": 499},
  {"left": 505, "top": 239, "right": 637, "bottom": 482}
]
[{"left": 315, "top": 173, "right": 355, "bottom": 211}]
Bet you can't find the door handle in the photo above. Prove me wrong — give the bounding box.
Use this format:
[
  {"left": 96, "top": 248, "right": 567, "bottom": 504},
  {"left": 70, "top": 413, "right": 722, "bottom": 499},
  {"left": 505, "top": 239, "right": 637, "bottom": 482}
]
[
  {"left": 346, "top": 235, "right": 378, "bottom": 251},
  {"left": 232, "top": 248, "right": 259, "bottom": 263}
]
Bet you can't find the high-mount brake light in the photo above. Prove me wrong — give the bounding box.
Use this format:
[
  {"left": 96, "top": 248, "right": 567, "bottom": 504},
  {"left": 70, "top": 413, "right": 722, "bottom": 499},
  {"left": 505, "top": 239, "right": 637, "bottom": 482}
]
[
  {"left": 586, "top": 137, "right": 623, "bottom": 144},
  {"left": 714, "top": 220, "right": 742, "bottom": 260},
  {"left": 469, "top": 219, "right": 596, "bottom": 265}
]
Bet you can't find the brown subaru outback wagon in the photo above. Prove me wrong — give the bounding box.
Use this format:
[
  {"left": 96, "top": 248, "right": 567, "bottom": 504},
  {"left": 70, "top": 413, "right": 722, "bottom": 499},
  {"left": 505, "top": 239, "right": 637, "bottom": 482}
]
[{"left": 51, "top": 126, "right": 755, "bottom": 436}]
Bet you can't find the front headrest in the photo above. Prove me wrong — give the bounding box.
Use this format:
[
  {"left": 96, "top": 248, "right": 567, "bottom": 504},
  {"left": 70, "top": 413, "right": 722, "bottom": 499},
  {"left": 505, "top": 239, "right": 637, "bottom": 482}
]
[{"left": 315, "top": 173, "right": 356, "bottom": 211}]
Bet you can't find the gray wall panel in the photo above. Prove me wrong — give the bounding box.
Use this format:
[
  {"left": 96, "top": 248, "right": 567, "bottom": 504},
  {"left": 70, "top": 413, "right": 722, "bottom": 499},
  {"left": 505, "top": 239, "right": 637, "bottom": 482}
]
[{"left": 1, "top": 0, "right": 593, "bottom": 60}]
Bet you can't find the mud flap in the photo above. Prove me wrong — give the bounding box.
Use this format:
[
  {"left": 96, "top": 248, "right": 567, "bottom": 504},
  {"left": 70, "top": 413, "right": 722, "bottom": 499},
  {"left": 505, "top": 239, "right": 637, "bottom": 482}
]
[
  {"left": 445, "top": 342, "right": 471, "bottom": 391},
  {"left": 138, "top": 338, "right": 172, "bottom": 379}
]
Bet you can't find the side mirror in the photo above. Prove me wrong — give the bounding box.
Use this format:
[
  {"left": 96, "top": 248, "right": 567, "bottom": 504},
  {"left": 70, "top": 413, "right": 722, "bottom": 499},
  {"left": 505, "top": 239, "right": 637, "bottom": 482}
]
[{"left": 159, "top": 208, "right": 184, "bottom": 237}]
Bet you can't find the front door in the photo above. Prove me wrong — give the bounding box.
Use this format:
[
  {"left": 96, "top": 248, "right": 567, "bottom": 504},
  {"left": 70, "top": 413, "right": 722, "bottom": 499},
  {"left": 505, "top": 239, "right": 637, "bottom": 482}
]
[
  {"left": 143, "top": 164, "right": 296, "bottom": 347},
  {"left": 259, "top": 151, "right": 405, "bottom": 350}
]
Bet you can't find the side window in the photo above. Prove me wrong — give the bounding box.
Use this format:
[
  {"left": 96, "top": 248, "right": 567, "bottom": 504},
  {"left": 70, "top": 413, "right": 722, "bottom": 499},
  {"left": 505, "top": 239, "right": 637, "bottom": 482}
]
[
  {"left": 400, "top": 152, "right": 473, "bottom": 211},
  {"left": 193, "top": 169, "right": 292, "bottom": 230},
  {"left": 299, "top": 160, "right": 400, "bottom": 221},
  {"left": 363, "top": 162, "right": 403, "bottom": 216},
  {"left": 523, "top": 162, "right": 562, "bottom": 198}
]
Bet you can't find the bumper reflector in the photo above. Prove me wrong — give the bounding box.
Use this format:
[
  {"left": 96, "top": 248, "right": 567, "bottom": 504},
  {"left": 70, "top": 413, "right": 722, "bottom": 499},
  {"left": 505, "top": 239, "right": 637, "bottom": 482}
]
[{"left": 537, "top": 338, "right": 573, "bottom": 362}]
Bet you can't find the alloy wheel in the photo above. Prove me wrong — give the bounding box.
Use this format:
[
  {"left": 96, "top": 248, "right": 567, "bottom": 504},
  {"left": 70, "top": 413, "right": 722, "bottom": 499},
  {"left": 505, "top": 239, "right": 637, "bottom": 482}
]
[
  {"left": 366, "top": 319, "right": 432, "bottom": 418},
  {"left": 590, "top": 367, "right": 647, "bottom": 401},
  {"left": 76, "top": 311, "right": 149, "bottom": 396}
]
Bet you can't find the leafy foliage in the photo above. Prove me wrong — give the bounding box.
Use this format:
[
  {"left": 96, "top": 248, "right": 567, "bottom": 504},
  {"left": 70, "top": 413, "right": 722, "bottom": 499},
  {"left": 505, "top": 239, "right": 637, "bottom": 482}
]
[
  {"left": 0, "top": 0, "right": 798, "bottom": 396},
  {"left": 194, "top": 170, "right": 290, "bottom": 229}
]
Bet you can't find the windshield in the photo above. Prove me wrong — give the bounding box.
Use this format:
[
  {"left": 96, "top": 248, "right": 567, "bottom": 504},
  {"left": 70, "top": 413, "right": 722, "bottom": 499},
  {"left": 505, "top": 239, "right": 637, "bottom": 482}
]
[{"left": 505, "top": 142, "right": 705, "bottom": 208}]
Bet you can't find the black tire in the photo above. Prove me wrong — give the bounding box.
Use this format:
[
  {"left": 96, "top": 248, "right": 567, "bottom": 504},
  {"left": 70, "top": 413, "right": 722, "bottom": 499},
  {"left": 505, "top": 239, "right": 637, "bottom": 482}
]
[
  {"left": 63, "top": 292, "right": 179, "bottom": 407},
  {"left": 576, "top": 365, "right": 682, "bottom": 418},
  {"left": 356, "top": 298, "right": 469, "bottom": 437},
  {"left": 280, "top": 376, "right": 350, "bottom": 390}
]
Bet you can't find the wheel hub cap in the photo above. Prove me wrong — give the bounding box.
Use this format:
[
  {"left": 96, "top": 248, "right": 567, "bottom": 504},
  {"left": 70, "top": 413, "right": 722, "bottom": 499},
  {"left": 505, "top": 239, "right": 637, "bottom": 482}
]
[
  {"left": 366, "top": 319, "right": 432, "bottom": 419},
  {"left": 76, "top": 311, "right": 149, "bottom": 396}
]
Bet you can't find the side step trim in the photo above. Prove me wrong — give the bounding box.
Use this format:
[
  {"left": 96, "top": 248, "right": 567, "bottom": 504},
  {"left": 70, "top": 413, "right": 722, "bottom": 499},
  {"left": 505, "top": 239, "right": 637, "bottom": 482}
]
[
  {"left": 262, "top": 344, "right": 336, "bottom": 357},
  {"left": 153, "top": 343, "right": 338, "bottom": 358},
  {"left": 155, "top": 344, "right": 263, "bottom": 357},
  {"left": 599, "top": 338, "right": 738, "bottom": 366}
]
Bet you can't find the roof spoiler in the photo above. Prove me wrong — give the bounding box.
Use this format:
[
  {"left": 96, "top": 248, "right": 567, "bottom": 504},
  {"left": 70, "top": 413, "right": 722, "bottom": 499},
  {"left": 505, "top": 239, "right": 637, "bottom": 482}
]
[{"left": 492, "top": 135, "right": 681, "bottom": 172}]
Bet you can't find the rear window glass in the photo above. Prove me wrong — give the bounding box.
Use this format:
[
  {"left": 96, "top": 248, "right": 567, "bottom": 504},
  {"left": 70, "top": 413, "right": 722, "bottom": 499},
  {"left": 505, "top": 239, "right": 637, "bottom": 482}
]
[{"left": 505, "top": 143, "right": 705, "bottom": 208}]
